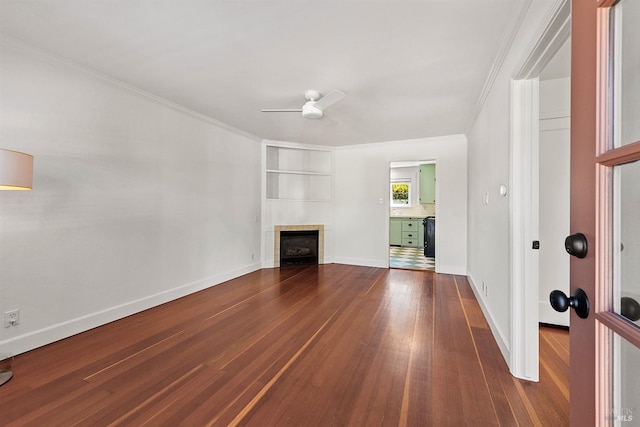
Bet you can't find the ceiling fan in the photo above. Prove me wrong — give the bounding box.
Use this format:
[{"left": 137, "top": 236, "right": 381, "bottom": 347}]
[{"left": 261, "top": 89, "right": 345, "bottom": 119}]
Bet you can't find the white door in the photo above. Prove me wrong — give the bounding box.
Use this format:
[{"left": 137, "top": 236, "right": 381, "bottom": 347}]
[{"left": 538, "top": 76, "right": 571, "bottom": 327}]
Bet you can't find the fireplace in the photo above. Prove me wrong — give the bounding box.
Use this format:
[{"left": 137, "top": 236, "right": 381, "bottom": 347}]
[
  {"left": 279, "top": 230, "right": 319, "bottom": 266},
  {"left": 274, "top": 224, "right": 324, "bottom": 268}
]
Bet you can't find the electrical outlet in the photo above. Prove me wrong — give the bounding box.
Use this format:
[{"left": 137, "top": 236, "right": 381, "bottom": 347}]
[{"left": 4, "top": 310, "right": 19, "bottom": 328}]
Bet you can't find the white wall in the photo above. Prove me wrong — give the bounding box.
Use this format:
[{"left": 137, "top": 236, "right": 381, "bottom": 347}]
[
  {"left": 0, "top": 39, "right": 262, "bottom": 357},
  {"left": 333, "top": 135, "right": 467, "bottom": 273},
  {"left": 466, "top": 0, "right": 561, "bottom": 360}
]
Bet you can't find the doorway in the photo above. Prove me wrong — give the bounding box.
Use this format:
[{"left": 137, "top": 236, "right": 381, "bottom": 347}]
[
  {"left": 509, "top": 0, "right": 570, "bottom": 381},
  {"left": 389, "top": 161, "right": 436, "bottom": 271}
]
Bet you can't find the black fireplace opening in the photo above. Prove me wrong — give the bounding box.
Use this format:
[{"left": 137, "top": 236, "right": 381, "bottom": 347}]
[{"left": 280, "top": 230, "right": 319, "bottom": 267}]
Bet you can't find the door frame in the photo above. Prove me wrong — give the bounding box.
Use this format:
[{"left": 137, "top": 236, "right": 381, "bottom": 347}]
[
  {"left": 509, "top": 0, "right": 570, "bottom": 381},
  {"left": 388, "top": 160, "right": 438, "bottom": 271}
]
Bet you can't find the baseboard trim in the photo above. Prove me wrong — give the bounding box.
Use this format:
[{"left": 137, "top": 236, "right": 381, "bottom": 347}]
[
  {"left": 539, "top": 322, "right": 569, "bottom": 331},
  {"left": 538, "top": 301, "right": 569, "bottom": 327},
  {"left": 467, "top": 274, "right": 511, "bottom": 365},
  {"left": 0, "top": 262, "right": 262, "bottom": 358},
  {"left": 436, "top": 264, "right": 467, "bottom": 275},
  {"left": 332, "top": 257, "right": 388, "bottom": 269}
]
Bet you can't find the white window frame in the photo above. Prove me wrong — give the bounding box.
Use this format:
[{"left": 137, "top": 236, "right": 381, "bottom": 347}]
[{"left": 390, "top": 179, "right": 412, "bottom": 207}]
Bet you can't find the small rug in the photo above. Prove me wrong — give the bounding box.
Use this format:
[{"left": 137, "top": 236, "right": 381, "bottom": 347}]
[{"left": 389, "top": 246, "right": 435, "bottom": 271}]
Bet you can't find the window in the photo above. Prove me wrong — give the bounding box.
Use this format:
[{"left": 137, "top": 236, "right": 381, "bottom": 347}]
[{"left": 390, "top": 180, "right": 411, "bottom": 206}]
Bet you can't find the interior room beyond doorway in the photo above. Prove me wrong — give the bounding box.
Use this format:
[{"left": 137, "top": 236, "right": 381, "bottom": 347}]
[{"left": 389, "top": 161, "right": 436, "bottom": 271}]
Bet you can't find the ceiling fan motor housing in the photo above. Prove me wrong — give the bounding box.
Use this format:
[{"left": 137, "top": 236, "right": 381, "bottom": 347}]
[
  {"left": 302, "top": 101, "right": 323, "bottom": 119},
  {"left": 261, "top": 89, "right": 344, "bottom": 119}
]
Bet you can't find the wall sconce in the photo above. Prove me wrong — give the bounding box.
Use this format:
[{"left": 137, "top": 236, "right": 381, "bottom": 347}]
[
  {"left": 0, "top": 149, "right": 33, "bottom": 190},
  {"left": 0, "top": 148, "right": 33, "bottom": 386}
]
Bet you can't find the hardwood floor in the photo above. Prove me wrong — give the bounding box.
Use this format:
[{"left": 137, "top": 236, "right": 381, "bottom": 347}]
[{"left": 0, "top": 265, "right": 569, "bottom": 426}]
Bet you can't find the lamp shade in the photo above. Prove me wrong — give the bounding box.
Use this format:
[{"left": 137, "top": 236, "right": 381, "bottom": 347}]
[{"left": 0, "top": 149, "right": 33, "bottom": 190}]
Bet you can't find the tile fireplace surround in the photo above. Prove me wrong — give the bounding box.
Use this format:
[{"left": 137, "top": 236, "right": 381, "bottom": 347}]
[{"left": 274, "top": 224, "right": 324, "bottom": 268}]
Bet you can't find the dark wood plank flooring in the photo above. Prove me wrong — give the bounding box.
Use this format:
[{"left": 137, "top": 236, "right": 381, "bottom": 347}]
[{"left": 0, "top": 265, "right": 569, "bottom": 426}]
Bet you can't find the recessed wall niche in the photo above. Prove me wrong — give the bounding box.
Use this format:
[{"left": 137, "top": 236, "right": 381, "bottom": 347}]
[{"left": 265, "top": 146, "right": 331, "bottom": 201}]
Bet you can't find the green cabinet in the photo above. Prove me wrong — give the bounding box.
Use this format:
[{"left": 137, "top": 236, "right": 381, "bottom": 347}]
[
  {"left": 390, "top": 217, "right": 424, "bottom": 248},
  {"left": 389, "top": 218, "right": 402, "bottom": 246},
  {"left": 401, "top": 220, "right": 419, "bottom": 247},
  {"left": 419, "top": 164, "right": 436, "bottom": 204}
]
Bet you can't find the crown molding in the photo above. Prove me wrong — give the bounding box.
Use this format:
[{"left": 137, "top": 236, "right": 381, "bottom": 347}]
[
  {"left": 512, "top": 0, "right": 571, "bottom": 80},
  {"left": 465, "top": 0, "right": 534, "bottom": 134},
  {"left": 334, "top": 133, "right": 467, "bottom": 151},
  {"left": 0, "top": 34, "right": 262, "bottom": 143}
]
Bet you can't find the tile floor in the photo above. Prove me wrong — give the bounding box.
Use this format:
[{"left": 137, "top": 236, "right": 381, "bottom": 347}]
[{"left": 389, "top": 246, "right": 435, "bottom": 271}]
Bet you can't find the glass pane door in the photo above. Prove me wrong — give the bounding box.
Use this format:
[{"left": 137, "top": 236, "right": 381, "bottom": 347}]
[
  {"left": 612, "top": 334, "right": 640, "bottom": 424},
  {"left": 610, "top": 160, "right": 640, "bottom": 424},
  {"left": 597, "top": 0, "right": 640, "bottom": 423},
  {"left": 612, "top": 0, "right": 640, "bottom": 148},
  {"left": 612, "top": 161, "right": 640, "bottom": 324}
]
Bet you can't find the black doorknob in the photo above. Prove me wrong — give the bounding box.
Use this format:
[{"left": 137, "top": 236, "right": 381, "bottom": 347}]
[
  {"left": 621, "top": 297, "right": 640, "bottom": 321},
  {"left": 565, "top": 233, "right": 588, "bottom": 258},
  {"left": 550, "top": 288, "right": 590, "bottom": 319}
]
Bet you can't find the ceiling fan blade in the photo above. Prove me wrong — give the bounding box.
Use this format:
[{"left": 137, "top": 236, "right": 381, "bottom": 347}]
[
  {"left": 261, "top": 109, "right": 303, "bottom": 112},
  {"left": 319, "top": 113, "right": 339, "bottom": 125},
  {"left": 313, "top": 90, "right": 345, "bottom": 110}
]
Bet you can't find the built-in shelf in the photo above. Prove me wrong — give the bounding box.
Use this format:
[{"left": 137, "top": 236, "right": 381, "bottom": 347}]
[{"left": 266, "top": 145, "right": 332, "bottom": 201}]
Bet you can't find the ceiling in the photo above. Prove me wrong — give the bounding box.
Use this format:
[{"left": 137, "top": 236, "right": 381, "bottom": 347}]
[{"left": 0, "top": 0, "right": 531, "bottom": 146}]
